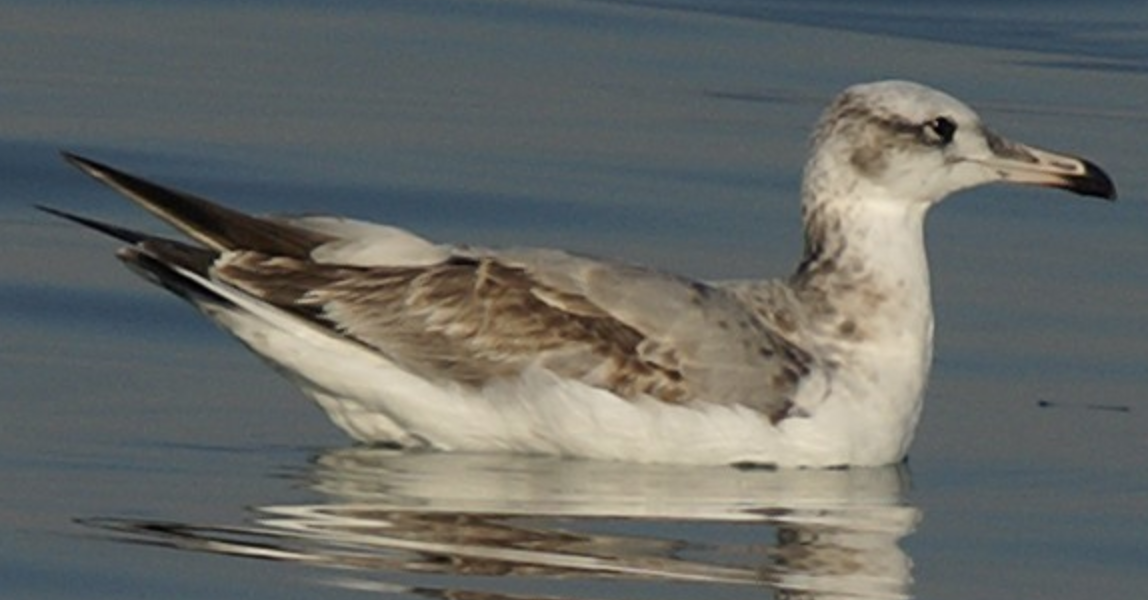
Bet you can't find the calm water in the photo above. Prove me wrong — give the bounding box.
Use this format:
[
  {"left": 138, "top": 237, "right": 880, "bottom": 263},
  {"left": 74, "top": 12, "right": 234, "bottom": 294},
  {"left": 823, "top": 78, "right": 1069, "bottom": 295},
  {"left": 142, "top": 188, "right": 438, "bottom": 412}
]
[{"left": 3, "top": 1, "right": 1147, "bottom": 598}]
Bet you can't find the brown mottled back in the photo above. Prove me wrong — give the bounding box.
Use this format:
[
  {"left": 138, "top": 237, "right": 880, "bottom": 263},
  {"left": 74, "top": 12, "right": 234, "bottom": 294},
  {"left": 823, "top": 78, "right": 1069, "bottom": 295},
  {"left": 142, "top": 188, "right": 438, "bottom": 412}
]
[{"left": 215, "top": 252, "right": 695, "bottom": 403}]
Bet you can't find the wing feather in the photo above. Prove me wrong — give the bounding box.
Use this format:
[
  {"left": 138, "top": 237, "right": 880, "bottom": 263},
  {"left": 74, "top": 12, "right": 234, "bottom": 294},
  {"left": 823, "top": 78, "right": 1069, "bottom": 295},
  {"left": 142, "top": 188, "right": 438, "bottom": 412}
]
[
  {"left": 57, "top": 152, "right": 810, "bottom": 419},
  {"left": 214, "top": 249, "right": 810, "bottom": 416},
  {"left": 215, "top": 253, "right": 679, "bottom": 393}
]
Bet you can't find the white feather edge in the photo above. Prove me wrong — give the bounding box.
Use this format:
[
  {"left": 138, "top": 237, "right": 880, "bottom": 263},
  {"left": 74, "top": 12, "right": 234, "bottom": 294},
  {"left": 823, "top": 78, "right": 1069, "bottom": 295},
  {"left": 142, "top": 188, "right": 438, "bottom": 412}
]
[{"left": 282, "top": 215, "right": 451, "bottom": 267}]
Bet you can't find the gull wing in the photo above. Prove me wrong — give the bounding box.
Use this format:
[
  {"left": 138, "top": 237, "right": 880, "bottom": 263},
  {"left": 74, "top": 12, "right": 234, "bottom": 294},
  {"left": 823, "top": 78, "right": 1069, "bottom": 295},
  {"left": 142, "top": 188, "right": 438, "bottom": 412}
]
[{"left": 54, "top": 153, "right": 810, "bottom": 422}]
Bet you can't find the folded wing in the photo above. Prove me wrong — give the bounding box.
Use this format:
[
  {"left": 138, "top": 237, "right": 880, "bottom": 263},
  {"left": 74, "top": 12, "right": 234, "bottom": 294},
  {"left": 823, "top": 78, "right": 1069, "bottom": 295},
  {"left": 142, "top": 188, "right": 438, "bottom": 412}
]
[{"left": 49, "top": 153, "right": 812, "bottom": 423}]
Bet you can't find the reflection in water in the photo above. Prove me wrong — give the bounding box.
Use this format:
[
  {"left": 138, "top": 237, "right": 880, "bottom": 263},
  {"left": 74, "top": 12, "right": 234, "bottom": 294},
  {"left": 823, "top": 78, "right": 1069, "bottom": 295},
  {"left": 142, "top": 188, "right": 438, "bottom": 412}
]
[{"left": 83, "top": 449, "right": 919, "bottom": 599}]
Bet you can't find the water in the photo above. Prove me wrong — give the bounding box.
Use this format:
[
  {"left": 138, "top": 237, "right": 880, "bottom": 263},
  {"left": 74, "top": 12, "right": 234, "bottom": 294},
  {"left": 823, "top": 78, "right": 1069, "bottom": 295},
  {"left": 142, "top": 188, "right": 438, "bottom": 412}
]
[{"left": 3, "top": 1, "right": 1147, "bottom": 598}]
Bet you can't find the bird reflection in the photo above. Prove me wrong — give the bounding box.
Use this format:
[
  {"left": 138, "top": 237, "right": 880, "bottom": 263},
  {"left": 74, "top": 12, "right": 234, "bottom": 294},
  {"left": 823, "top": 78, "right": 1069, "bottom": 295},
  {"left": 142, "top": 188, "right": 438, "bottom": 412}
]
[{"left": 82, "top": 449, "right": 919, "bottom": 599}]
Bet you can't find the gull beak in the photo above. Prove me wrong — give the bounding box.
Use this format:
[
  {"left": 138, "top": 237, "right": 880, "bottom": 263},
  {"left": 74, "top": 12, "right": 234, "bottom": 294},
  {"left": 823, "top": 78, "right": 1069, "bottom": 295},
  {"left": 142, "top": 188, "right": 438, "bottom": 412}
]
[{"left": 976, "top": 132, "right": 1117, "bottom": 200}]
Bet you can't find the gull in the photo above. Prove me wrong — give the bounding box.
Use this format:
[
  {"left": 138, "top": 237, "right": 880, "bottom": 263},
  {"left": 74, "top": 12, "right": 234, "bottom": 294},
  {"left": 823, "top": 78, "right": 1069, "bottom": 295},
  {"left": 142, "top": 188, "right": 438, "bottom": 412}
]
[{"left": 43, "top": 81, "right": 1115, "bottom": 467}]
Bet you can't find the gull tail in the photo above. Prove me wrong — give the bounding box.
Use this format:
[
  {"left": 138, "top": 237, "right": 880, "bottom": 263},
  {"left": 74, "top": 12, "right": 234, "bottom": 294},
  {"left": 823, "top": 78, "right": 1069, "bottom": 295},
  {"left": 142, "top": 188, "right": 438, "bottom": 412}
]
[{"left": 57, "top": 151, "right": 329, "bottom": 258}]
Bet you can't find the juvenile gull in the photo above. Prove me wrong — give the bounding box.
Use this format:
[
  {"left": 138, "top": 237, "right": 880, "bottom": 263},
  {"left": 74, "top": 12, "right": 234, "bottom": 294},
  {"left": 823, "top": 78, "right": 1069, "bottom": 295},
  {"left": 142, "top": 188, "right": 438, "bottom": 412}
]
[{"left": 43, "top": 81, "right": 1115, "bottom": 467}]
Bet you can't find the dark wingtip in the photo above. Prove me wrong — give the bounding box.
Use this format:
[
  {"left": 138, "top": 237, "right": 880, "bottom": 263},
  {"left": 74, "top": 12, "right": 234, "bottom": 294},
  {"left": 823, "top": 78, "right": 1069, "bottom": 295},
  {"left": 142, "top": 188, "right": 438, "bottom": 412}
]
[
  {"left": 36, "top": 204, "right": 150, "bottom": 245},
  {"left": 57, "top": 149, "right": 330, "bottom": 257},
  {"left": 60, "top": 150, "right": 135, "bottom": 185},
  {"left": 60, "top": 150, "right": 99, "bottom": 174},
  {"left": 1074, "top": 159, "right": 1117, "bottom": 201}
]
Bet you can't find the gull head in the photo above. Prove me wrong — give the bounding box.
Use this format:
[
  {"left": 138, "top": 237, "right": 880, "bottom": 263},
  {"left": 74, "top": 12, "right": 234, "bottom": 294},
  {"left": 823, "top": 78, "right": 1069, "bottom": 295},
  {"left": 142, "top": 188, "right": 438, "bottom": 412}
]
[{"left": 803, "top": 80, "right": 1116, "bottom": 208}]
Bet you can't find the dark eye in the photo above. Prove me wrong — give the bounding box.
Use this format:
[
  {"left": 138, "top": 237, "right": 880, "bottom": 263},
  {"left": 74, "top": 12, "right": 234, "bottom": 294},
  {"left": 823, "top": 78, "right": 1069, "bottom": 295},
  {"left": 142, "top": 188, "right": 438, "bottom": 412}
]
[{"left": 924, "top": 116, "right": 957, "bottom": 145}]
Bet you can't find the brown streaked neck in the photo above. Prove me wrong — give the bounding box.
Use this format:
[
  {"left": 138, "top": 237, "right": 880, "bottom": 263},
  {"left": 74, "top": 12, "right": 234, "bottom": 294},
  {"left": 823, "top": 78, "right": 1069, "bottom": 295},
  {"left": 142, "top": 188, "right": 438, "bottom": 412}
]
[{"left": 788, "top": 193, "right": 934, "bottom": 349}]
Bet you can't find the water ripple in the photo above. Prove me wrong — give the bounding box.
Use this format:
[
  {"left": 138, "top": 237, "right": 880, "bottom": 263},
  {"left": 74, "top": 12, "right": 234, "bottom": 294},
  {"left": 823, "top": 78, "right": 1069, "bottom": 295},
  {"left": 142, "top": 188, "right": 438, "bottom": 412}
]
[{"left": 81, "top": 450, "right": 919, "bottom": 599}]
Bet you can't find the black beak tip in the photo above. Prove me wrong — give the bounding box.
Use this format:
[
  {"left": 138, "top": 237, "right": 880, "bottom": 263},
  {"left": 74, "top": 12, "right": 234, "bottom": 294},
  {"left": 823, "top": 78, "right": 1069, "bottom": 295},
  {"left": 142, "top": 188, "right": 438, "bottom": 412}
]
[{"left": 1075, "top": 159, "right": 1117, "bottom": 201}]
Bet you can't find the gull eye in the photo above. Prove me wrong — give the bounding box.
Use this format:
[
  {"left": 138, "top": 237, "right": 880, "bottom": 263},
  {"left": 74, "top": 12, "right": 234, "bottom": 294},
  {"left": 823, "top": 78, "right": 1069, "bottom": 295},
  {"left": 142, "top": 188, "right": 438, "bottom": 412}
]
[{"left": 924, "top": 116, "right": 957, "bottom": 145}]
